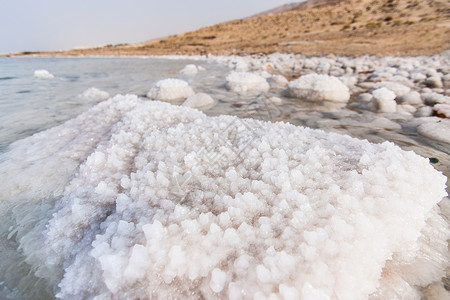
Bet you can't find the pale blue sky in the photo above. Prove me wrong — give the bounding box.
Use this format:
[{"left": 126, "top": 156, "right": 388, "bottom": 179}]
[{"left": 0, "top": 0, "right": 296, "bottom": 53}]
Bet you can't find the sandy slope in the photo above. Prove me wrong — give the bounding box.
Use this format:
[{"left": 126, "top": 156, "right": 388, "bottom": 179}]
[{"left": 3, "top": 0, "right": 450, "bottom": 57}]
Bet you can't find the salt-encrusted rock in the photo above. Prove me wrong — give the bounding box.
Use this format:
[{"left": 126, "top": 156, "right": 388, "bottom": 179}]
[
  {"left": 77, "top": 87, "right": 110, "bottom": 101},
  {"left": 356, "top": 93, "right": 373, "bottom": 102},
  {"left": 425, "top": 77, "right": 443, "bottom": 88},
  {"left": 267, "top": 75, "right": 288, "bottom": 89},
  {"left": 397, "top": 91, "right": 422, "bottom": 106},
  {"left": 180, "top": 64, "right": 199, "bottom": 76},
  {"left": 396, "top": 104, "right": 416, "bottom": 115},
  {"left": 358, "top": 82, "right": 375, "bottom": 90},
  {"left": 33, "top": 69, "right": 54, "bottom": 79},
  {"left": 432, "top": 89, "right": 445, "bottom": 95},
  {"left": 415, "top": 106, "right": 434, "bottom": 117},
  {"left": 338, "top": 76, "right": 358, "bottom": 87},
  {"left": 433, "top": 104, "right": 450, "bottom": 118},
  {"left": 423, "top": 92, "right": 450, "bottom": 106},
  {"left": 418, "top": 119, "right": 450, "bottom": 143},
  {"left": 258, "top": 71, "right": 272, "bottom": 79},
  {"left": 147, "top": 78, "right": 194, "bottom": 101},
  {"left": 288, "top": 74, "right": 350, "bottom": 103},
  {"left": 389, "top": 76, "right": 414, "bottom": 88},
  {"left": 182, "top": 93, "right": 214, "bottom": 109},
  {"left": 3, "top": 95, "right": 447, "bottom": 300},
  {"left": 442, "top": 74, "right": 450, "bottom": 88},
  {"left": 225, "top": 72, "right": 270, "bottom": 96},
  {"left": 372, "top": 87, "right": 397, "bottom": 113},
  {"left": 410, "top": 72, "right": 427, "bottom": 82},
  {"left": 372, "top": 81, "right": 410, "bottom": 97}
]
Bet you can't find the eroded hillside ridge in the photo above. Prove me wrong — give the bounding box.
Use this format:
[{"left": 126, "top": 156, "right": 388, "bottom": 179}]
[{"left": 4, "top": 0, "right": 450, "bottom": 57}]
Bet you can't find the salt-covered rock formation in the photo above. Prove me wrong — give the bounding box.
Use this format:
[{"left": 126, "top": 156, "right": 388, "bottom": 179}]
[
  {"left": 33, "top": 69, "right": 54, "bottom": 79},
  {"left": 225, "top": 72, "right": 270, "bottom": 96},
  {"left": 182, "top": 93, "right": 214, "bottom": 109},
  {"left": 434, "top": 104, "right": 450, "bottom": 118},
  {"left": 288, "top": 74, "right": 350, "bottom": 102},
  {"left": 372, "top": 87, "right": 397, "bottom": 113},
  {"left": 147, "top": 78, "right": 194, "bottom": 101},
  {"left": 1, "top": 95, "right": 447, "bottom": 300},
  {"left": 180, "top": 64, "right": 200, "bottom": 76},
  {"left": 77, "top": 87, "right": 110, "bottom": 101}
]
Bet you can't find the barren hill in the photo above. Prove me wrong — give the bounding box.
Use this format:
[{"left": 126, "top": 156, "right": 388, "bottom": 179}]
[
  {"left": 8, "top": 0, "right": 450, "bottom": 57},
  {"left": 252, "top": 0, "right": 342, "bottom": 17}
]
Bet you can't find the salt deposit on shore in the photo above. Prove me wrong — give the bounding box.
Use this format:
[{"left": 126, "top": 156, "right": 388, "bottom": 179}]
[
  {"left": 1, "top": 94, "right": 448, "bottom": 299},
  {"left": 1, "top": 51, "right": 450, "bottom": 300},
  {"left": 214, "top": 50, "right": 450, "bottom": 143}
]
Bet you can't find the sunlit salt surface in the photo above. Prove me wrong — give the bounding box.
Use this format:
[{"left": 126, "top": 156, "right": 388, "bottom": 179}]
[{"left": 0, "top": 54, "right": 449, "bottom": 299}]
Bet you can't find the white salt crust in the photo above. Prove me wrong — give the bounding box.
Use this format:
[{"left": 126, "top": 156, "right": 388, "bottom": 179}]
[
  {"left": 288, "top": 74, "right": 350, "bottom": 103},
  {"left": 372, "top": 87, "right": 397, "bottom": 113},
  {"left": 182, "top": 93, "right": 214, "bottom": 109},
  {"left": 180, "top": 64, "right": 199, "bottom": 76},
  {"left": 225, "top": 72, "right": 270, "bottom": 96},
  {"left": 1, "top": 95, "right": 448, "bottom": 300},
  {"left": 78, "top": 87, "right": 110, "bottom": 101},
  {"left": 33, "top": 69, "right": 54, "bottom": 79},
  {"left": 147, "top": 78, "right": 194, "bottom": 101},
  {"left": 417, "top": 119, "right": 450, "bottom": 144}
]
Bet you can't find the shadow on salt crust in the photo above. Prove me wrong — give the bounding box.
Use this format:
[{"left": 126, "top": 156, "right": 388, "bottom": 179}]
[{"left": 0, "top": 95, "right": 448, "bottom": 299}]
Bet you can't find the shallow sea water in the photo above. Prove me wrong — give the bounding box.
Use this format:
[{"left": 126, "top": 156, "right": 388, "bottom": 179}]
[{"left": 0, "top": 56, "right": 449, "bottom": 299}]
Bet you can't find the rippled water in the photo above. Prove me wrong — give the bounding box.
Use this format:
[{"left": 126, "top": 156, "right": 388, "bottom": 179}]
[{"left": 0, "top": 56, "right": 448, "bottom": 299}]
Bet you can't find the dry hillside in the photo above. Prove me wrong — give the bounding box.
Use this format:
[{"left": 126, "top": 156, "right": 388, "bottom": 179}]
[{"left": 8, "top": 0, "right": 450, "bottom": 56}]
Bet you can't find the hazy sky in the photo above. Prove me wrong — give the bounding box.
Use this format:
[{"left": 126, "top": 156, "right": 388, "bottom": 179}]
[{"left": 0, "top": 0, "right": 296, "bottom": 53}]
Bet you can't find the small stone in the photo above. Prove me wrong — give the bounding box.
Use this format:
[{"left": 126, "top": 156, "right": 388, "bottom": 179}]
[
  {"left": 442, "top": 74, "right": 450, "bottom": 88},
  {"left": 397, "top": 91, "right": 422, "bottom": 106},
  {"left": 423, "top": 93, "right": 450, "bottom": 106},
  {"left": 356, "top": 93, "right": 373, "bottom": 102},
  {"left": 433, "top": 104, "right": 450, "bottom": 118},
  {"left": 414, "top": 106, "right": 434, "bottom": 117},
  {"left": 429, "top": 158, "right": 439, "bottom": 164},
  {"left": 425, "top": 77, "right": 443, "bottom": 88},
  {"left": 397, "top": 104, "right": 416, "bottom": 115}
]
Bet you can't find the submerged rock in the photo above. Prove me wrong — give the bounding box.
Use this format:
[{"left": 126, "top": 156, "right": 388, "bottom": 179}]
[
  {"left": 267, "top": 75, "right": 289, "bottom": 89},
  {"left": 182, "top": 93, "right": 214, "bottom": 109},
  {"left": 417, "top": 118, "right": 450, "bottom": 144}
]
